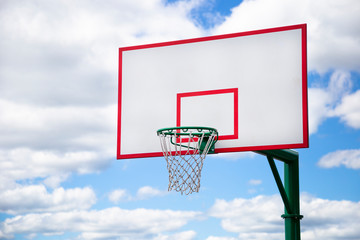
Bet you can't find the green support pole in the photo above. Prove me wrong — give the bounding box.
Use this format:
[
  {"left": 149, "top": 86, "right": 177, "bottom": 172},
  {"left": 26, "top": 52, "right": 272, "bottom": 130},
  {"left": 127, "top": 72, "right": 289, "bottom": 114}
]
[
  {"left": 283, "top": 153, "right": 302, "bottom": 240},
  {"left": 255, "top": 150, "right": 303, "bottom": 240}
]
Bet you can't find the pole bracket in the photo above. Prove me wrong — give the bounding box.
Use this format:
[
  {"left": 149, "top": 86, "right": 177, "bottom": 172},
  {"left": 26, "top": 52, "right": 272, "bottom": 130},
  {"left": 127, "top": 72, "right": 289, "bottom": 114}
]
[{"left": 281, "top": 214, "right": 304, "bottom": 220}]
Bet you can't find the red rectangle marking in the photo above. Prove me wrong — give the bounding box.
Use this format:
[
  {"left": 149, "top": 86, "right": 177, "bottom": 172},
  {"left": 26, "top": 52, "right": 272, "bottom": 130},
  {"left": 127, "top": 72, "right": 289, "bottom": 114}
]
[{"left": 176, "top": 88, "right": 238, "bottom": 141}]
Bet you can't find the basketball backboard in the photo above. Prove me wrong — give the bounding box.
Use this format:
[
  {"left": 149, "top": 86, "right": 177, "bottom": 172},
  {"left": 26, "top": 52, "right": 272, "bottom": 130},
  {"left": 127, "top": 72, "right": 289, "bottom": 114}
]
[{"left": 117, "top": 24, "right": 308, "bottom": 159}]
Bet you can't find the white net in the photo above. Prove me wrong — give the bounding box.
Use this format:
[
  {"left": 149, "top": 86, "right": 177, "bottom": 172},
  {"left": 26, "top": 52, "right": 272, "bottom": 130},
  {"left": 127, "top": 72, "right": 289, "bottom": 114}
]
[{"left": 157, "top": 127, "right": 217, "bottom": 195}]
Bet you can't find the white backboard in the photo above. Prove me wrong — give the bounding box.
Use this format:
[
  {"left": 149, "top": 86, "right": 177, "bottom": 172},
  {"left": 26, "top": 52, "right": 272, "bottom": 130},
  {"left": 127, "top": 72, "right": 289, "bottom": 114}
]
[{"left": 117, "top": 24, "right": 308, "bottom": 159}]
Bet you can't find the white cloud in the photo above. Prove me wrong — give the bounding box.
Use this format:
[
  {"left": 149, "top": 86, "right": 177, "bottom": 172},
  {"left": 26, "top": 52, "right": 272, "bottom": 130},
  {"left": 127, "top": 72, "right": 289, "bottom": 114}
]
[
  {"left": 307, "top": 87, "right": 332, "bottom": 134},
  {"left": 248, "top": 179, "right": 262, "bottom": 186},
  {"left": 0, "top": 207, "right": 201, "bottom": 240},
  {"left": 208, "top": 194, "right": 360, "bottom": 240},
  {"left": 206, "top": 237, "right": 237, "bottom": 240},
  {"left": 108, "top": 189, "right": 131, "bottom": 203},
  {"left": 301, "top": 194, "right": 360, "bottom": 240},
  {"left": 108, "top": 186, "right": 168, "bottom": 203},
  {"left": 208, "top": 195, "right": 283, "bottom": 239},
  {"left": 154, "top": 230, "right": 197, "bottom": 240},
  {"left": 327, "top": 71, "right": 353, "bottom": 101},
  {"left": 331, "top": 90, "right": 360, "bottom": 129},
  {"left": 0, "top": 99, "right": 116, "bottom": 152},
  {"left": 308, "top": 70, "right": 355, "bottom": 134},
  {"left": 318, "top": 149, "right": 360, "bottom": 169},
  {"left": 0, "top": 100, "right": 117, "bottom": 185},
  {"left": 212, "top": 0, "right": 360, "bottom": 73},
  {"left": 42, "top": 174, "right": 70, "bottom": 189},
  {"left": 2, "top": 193, "right": 360, "bottom": 240},
  {"left": 0, "top": 148, "right": 109, "bottom": 186},
  {"left": 0, "top": 184, "right": 96, "bottom": 215},
  {"left": 136, "top": 186, "right": 168, "bottom": 200},
  {"left": 247, "top": 180, "right": 262, "bottom": 194}
]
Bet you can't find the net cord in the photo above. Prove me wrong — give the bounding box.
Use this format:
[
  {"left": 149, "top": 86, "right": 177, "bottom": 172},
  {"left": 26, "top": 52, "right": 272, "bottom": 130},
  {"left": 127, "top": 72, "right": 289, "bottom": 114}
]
[{"left": 158, "top": 129, "right": 216, "bottom": 194}]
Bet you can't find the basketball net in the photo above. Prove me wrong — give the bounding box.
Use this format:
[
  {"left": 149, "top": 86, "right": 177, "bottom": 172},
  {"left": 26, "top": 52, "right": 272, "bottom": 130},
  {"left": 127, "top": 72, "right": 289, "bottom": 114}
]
[{"left": 157, "top": 127, "right": 217, "bottom": 195}]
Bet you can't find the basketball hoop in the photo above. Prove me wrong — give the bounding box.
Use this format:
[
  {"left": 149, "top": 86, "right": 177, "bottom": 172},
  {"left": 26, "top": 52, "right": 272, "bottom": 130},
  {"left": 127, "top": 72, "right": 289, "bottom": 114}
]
[{"left": 157, "top": 126, "right": 218, "bottom": 195}]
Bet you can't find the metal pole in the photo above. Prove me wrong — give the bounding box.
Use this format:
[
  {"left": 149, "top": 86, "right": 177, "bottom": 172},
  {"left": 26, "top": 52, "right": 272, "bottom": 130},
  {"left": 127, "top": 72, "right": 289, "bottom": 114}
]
[
  {"left": 255, "top": 150, "right": 303, "bottom": 240},
  {"left": 283, "top": 154, "right": 302, "bottom": 240}
]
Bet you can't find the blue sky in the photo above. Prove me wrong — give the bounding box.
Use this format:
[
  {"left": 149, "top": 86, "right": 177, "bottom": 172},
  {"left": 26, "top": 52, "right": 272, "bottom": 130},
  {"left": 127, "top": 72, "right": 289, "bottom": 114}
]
[{"left": 0, "top": 0, "right": 359, "bottom": 239}]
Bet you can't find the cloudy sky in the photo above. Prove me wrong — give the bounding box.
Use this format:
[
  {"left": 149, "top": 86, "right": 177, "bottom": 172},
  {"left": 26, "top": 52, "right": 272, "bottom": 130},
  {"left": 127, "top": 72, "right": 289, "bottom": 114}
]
[{"left": 0, "top": 0, "right": 360, "bottom": 239}]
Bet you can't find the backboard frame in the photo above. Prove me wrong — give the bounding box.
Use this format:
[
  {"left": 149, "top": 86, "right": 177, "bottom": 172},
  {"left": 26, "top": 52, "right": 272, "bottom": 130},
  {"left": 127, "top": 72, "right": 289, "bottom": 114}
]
[{"left": 117, "top": 24, "right": 308, "bottom": 159}]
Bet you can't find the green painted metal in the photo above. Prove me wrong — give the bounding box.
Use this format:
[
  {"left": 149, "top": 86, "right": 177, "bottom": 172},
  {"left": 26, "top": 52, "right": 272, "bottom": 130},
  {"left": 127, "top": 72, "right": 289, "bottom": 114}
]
[
  {"left": 255, "top": 150, "right": 303, "bottom": 240},
  {"left": 157, "top": 126, "right": 218, "bottom": 136},
  {"left": 266, "top": 155, "right": 293, "bottom": 214},
  {"left": 255, "top": 149, "right": 298, "bottom": 163},
  {"left": 283, "top": 153, "right": 303, "bottom": 240}
]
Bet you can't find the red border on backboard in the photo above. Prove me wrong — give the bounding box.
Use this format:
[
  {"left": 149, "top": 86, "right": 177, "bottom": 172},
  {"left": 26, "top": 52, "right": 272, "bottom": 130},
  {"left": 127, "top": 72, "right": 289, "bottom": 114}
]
[
  {"left": 117, "top": 24, "right": 308, "bottom": 159},
  {"left": 176, "top": 88, "right": 239, "bottom": 140}
]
